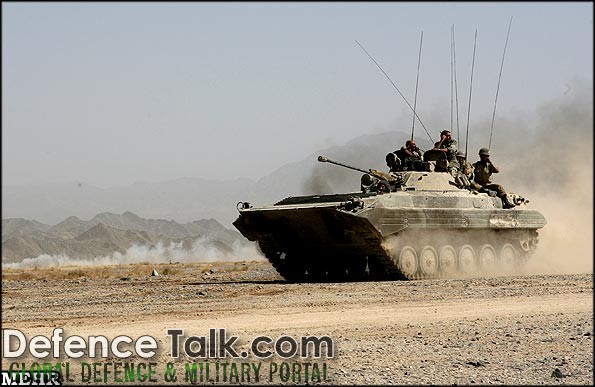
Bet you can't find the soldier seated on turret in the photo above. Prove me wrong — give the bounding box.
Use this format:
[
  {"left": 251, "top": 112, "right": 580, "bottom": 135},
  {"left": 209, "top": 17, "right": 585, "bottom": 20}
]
[
  {"left": 433, "top": 130, "right": 460, "bottom": 174},
  {"left": 396, "top": 140, "right": 424, "bottom": 171},
  {"left": 471, "top": 148, "right": 516, "bottom": 209},
  {"left": 456, "top": 151, "right": 473, "bottom": 177},
  {"left": 453, "top": 151, "right": 472, "bottom": 189},
  {"left": 385, "top": 152, "right": 401, "bottom": 173}
]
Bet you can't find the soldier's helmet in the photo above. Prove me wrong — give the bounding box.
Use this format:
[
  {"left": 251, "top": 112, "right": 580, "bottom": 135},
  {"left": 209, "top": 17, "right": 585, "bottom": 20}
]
[
  {"left": 456, "top": 151, "right": 466, "bottom": 158},
  {"left": 478, "top": 147, "right": 490, "bottom": 156}
]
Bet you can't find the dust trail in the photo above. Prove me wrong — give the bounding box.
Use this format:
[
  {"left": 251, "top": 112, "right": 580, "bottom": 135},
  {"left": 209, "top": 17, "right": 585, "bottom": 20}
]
[
  {"left": 489, "top": 79, "right": 593, "bottom": 275},
  {"left": 4, "top": 237, "right": 264, "bottom": 268},
  {"left": 382, "top": 230, "right": 524, "bottom": 279},
  {"left": 309, "top": 79, "right": 593, "bottom": 276}
]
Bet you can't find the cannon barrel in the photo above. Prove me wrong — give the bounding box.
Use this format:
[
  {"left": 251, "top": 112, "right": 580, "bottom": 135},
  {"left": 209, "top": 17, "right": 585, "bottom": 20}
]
[
  {"left": 317, "top": 155, "right": 389, "bottom": 181},
  {"left": 317, "top": 155, "right": 371, "bottom": 175}
]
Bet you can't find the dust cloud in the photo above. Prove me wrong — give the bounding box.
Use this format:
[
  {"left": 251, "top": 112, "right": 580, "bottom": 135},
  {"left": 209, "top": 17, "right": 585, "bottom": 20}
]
[
  {"left": 5, "top": 237, "right": 264, "bottom": 269},
  {"left": 381, "top": 230, "right": 516, "bottom": 279},
  {"left": 493, "top": 79, "right": 593, "bottom": 275},
  {"left": 307, "top": 79, "right": 593, "bottom": 276},
  {"left": 459, "top": 79, "right": 592, "bottom": 275}
]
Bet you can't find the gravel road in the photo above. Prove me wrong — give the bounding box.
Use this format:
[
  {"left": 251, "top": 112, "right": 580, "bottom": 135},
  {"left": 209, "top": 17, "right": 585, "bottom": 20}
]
[{"left": 2, "top": 262, "right": 592, "bottom": 385}]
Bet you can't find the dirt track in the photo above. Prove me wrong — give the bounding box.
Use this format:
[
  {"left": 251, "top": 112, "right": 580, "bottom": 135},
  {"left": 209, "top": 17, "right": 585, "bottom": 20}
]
[{"left": 2, "top": 262, "right": 593, "bottom": 385}]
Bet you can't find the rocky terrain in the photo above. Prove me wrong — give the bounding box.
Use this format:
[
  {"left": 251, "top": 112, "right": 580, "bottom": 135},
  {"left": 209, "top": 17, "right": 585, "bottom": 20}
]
[
  {"left": 1, "top": 212, "right": 254, "bottom": 264},
  {"left": 2, "top": 262, "right": 592, "bottom": 385}
]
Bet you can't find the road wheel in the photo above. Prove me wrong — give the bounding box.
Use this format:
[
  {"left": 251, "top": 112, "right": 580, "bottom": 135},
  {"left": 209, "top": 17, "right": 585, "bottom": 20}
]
[
  {"left": 419, "top": 246, "right": 439, "bottom": 277},
  {"left": 439, "top": 245, "right": 458, "bottom": 277},
  {"left": 458, "top": 245, "right": 477, "bottom": 276},
  {"left": 397, "top": 246, "right": 418, "bottom": 278},
  {"left": 499, "top": 243, "right": 518, "bottom": 274},
  {"left": 478, "top": 244, "right": 497, "bottom": 273}
]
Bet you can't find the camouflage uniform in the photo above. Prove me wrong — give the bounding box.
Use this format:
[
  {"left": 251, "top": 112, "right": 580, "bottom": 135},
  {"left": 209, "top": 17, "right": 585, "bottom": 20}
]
[
  {"left": 453, "top": 155, "right": 473, "bottom": 189},
  {"left": 396, "top": 147, "right": 423, "bottom": 171},
  {"left": 437, "top": 139, "right": 460, "bottom": 172},
  {"left": 471, "top": 160, "right": 507, "bottom": 198},
  {"left": 460, "top": 160, "right": 473, "bottom": 177}
]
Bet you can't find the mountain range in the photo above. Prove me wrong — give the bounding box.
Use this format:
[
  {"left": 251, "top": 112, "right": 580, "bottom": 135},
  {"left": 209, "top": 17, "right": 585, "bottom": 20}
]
[
  {"left": 1, "top": 211, "right": 250, "bottom": 264},
  {"left": 2, "top": 131, "right": 414, "bottom": 228}
]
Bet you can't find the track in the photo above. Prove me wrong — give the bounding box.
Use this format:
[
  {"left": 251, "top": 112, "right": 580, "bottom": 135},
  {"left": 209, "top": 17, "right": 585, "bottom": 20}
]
[{"left": 257, "top": 229, "right": 540, "bottom": 282}]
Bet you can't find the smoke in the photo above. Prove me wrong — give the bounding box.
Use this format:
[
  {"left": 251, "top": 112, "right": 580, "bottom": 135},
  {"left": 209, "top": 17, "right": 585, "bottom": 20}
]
[
  {"left": 302, "top": 132, "right": 412, "bottom": 195},
  {"left": 4, "top": 237, "right": 264, "bottom": 269},
  {"left": 303, "top": 168, "right": 338, "bottom": 194}
]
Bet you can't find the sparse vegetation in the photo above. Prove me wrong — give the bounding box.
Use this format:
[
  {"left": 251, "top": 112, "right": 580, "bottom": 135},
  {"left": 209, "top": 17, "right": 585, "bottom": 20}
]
[
  {"left": 232, "top": 262, "right": 250, "bottom": 271},
  {"left": 161, "top": 266, "right": 180, "bottom": 276},
  {"left": 1, "top": 261, "right": 263, "bottom": 281}
]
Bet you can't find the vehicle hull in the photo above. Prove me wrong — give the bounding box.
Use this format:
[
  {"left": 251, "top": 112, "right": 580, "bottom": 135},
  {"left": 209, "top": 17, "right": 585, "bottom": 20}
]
[{"left": 233, "top": 189, "right": 546, "bottom": 281}]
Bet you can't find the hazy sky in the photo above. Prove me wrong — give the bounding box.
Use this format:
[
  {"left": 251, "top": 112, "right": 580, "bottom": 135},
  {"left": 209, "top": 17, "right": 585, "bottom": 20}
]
[{"left": 2, "top": 2, "right": 593, "bottom": 187}]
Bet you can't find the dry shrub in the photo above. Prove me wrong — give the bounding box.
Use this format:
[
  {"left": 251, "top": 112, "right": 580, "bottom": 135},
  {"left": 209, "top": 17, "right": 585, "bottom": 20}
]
[
  {"left": 64, "top": 269, "right": 87, "bottom": 279},
  {"left": 161, "top": 267, "right": 180, "bottom": 276},
  {"left": 232, "top": 262, "right": 249, "bottom": 272},
  {"left": 1, "top": 261, "right": 261, "bottom": 281}
]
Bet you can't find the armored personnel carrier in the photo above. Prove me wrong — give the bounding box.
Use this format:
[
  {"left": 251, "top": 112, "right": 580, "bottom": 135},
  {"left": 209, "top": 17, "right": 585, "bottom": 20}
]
[{"left": 233, "top": 152, "right": 546, "bottom": 281}]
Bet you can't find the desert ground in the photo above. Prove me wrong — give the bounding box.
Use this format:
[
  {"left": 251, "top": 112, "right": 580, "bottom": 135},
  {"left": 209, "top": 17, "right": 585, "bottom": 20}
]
[{"left": 2, "top": 261, "right": 593, "bottom": 385}]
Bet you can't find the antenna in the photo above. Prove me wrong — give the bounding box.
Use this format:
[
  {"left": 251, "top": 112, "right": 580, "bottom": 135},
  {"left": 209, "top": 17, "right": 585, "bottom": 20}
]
[
  {"left": 489, "top": 17, "right": 513, "bottom": 150},
  {"left": 464, "top": 29, "right": 477, "bottom": 159},
  {"left": 411, "top": 31, "right": 423, "bottom": 142},
  {"left": 355, "top": 40, "right": 434, "bottom": 143},
  {"left": 450, "top": 25, "right": 454, "bottom": 136},
  {"left": 453, "top": 25, "right": 461, "bottom": 149}
]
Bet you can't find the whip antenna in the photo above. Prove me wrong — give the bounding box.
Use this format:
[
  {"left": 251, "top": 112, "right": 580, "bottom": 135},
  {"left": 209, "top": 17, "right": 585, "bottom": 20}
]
[
  {"left": 488, "top": 16, "right": 513, "bottom": 150},
  {"left": 464, "top": 29, "right": 477, "bottom": 159},
  {"left": 411, "top": 31, "right": 423, "bottom": 141},
  {"left": 452, "top": 24, "right": 461, "bottom": 147},
  {"left": 355, "top": 39, "right": 433, "bottom": 143},
  {"left": 450, "top": 26, "right": 454, "bottom": 137}
]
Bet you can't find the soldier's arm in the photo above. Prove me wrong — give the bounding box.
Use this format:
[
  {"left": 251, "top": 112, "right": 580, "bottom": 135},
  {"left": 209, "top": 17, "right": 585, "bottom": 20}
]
[
  {"left": 401, "top": 147, "right": 414, "bottom": 157},
  {"left": 489, "top": 163, "right": 500, "bottom": 173}
]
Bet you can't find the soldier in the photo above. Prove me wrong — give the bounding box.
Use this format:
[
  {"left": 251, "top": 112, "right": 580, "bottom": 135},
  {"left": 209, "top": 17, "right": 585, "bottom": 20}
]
[
  {"left": 396, "top": 140, "right": 424, "bottom": 171},
  {"left": 472, "top": 148, "right": 516, "bottom": 209},
  {"left": 456, "top": 151, "right": 473, "bottom": 177},
  {"left": 385, "top": 151, "right": 401, "bottom": 173},
  {"left": 433, "top": 130, "right": 459, "bottom": 173},
  {"left": 454, "top": 151, "right": 473, "bottom": 189}
]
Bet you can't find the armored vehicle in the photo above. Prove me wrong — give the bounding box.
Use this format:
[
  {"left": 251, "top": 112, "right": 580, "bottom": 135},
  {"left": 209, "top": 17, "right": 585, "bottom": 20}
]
[{"left": 233, "top": 152, "right": 546, "bottom": 281}]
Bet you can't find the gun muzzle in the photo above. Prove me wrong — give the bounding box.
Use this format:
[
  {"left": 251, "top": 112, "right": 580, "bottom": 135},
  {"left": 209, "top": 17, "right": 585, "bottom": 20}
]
[{"left": 318, "top": 155, "right": 328, "bottom": 162}]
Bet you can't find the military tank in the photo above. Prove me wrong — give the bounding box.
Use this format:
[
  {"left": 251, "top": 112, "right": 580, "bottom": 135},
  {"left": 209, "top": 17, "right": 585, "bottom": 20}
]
[{"left": 233, "top": 152, "right": 546, "bottom": 281}]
